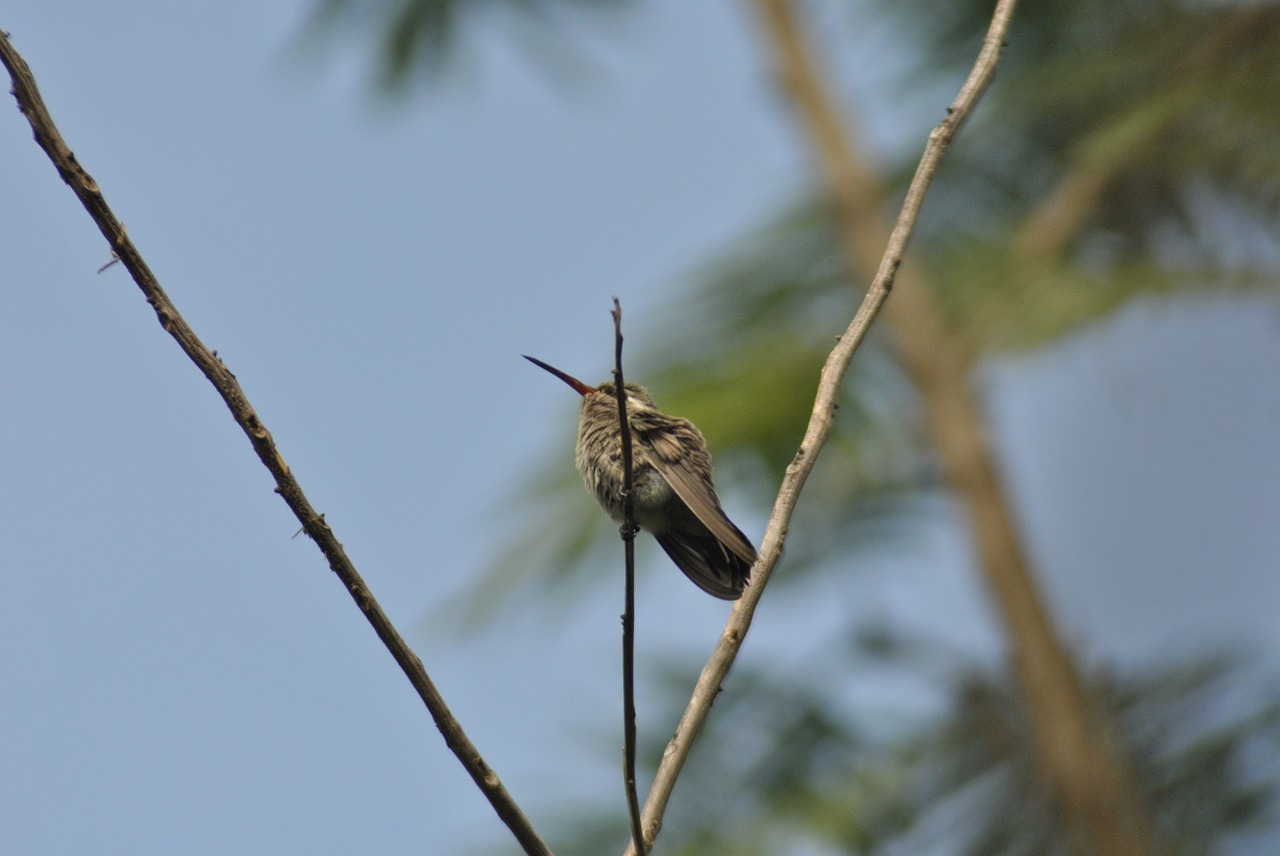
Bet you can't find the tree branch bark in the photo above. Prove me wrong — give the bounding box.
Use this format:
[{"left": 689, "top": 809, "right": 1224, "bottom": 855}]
[
  {"left": 1, "top": 30, "right": 552, "bottom": 856},
  {"left": 751, "top": 3, "right": 1166, "bottom": 855}
]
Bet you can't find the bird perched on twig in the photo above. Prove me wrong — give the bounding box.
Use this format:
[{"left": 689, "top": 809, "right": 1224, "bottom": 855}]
[{"left": 525, "top": 355, "right": 756, "bottom": 600}]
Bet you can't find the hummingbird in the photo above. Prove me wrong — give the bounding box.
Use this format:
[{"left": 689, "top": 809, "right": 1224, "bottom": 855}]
[{"left": 524, "top": 355, "right": 756, "bottom": 600}]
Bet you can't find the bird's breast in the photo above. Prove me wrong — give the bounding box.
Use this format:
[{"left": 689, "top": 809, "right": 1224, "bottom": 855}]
[{"left": 575, "top": 439, "right": 676, "bottom": 530}]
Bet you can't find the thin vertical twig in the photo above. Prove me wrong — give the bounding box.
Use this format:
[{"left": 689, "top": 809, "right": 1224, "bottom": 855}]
[
  {"left": 0, "top": 31, "right": 553, "bottom": 856},
  {"left": 611, "top": 298, "right": 647, "bottom": 856},
  {"left": 623, "top": 2, "right": 1021, "bottom": 852}
]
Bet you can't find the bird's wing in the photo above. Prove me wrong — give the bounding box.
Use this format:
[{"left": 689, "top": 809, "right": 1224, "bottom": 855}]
[
  {"left": 652, "top": 531, "right": 745, "bottom": 600},
  {"left": 640, "top": 425, "right": 757, "bottom": 567}
]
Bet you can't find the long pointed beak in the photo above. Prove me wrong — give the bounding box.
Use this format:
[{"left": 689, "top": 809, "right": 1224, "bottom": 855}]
[{"left": 523, "top": 355, "right": 596, "bottom": 397}]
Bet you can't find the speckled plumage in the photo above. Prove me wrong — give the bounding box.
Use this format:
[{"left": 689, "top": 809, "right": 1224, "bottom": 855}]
[
  {"left": 526, "top": 355, "right": 756, "bottom": 600},
  {"left": 574, "top": 383, "right": 685, "bottom": 524}
]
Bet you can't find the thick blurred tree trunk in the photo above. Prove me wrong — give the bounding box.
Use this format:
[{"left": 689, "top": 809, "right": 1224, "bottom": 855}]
[{"left": 750, "top": 2, "right": 1165, "bottom": 855}]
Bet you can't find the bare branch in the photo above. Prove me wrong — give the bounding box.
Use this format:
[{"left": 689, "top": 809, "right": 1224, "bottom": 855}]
[
  {"left": 611, "top": 298, "right": 646, "bottom": 854},
  {"left": 624, "top": 1, "right": 1021, "bottom": 852},
  {"left": 0, "top": 30, "right": 552, "bottom": 856}
]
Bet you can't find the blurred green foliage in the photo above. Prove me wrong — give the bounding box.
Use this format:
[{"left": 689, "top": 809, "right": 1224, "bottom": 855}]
[
  {"left": 313, "top": 0, "right": 1280, "bottom": 852},
  {"left": 305, "top": 0, "right": 632, "bottom": 87},
  {"left": 545, "top": 640, "right": 1280, "bottom": 856}
]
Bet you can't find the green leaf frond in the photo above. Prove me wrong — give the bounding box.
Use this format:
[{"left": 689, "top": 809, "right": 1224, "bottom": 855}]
[
  {"left": 911, "top": 1, "right": 1280, "bottom": 266},
  {"left": 547, "top": 639, "right": 1280, "bottom": 855},
  {"left": 303, "top": 0, "right": 632, "bottom": 90},
  {"left": 930, "top": 239, "right": 1280, "bottom": 354}
]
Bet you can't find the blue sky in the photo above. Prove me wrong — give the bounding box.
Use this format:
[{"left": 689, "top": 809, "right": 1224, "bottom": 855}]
[{"left": 3, "top": 2, "right": 1279, "bottom": 854}]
